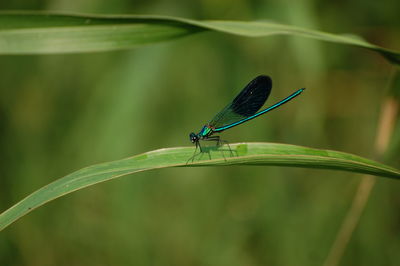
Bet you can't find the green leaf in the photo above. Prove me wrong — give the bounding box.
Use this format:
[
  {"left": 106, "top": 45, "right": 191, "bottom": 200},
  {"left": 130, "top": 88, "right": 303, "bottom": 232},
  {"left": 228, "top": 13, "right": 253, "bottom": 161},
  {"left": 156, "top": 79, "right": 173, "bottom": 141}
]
[
  {"left": 0, "top": 11, "right": 399, "bottom": 65},
  {"left": 0, "top": 142, "right": 399, "bottom": 231}
]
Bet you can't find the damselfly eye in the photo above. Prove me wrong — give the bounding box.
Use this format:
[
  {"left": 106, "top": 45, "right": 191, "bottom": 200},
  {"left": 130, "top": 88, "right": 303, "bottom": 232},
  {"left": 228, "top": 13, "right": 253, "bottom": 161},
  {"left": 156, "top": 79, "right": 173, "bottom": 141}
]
[{"left": 189, "top": 133, "right": 198, "bottom": 143}]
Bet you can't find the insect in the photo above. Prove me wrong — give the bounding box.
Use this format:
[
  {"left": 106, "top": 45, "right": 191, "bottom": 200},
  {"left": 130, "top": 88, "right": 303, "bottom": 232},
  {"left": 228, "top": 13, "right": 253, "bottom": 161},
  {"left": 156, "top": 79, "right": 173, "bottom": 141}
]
[{"left": 189, "top": 75, "right": 305, "bottom": 160}]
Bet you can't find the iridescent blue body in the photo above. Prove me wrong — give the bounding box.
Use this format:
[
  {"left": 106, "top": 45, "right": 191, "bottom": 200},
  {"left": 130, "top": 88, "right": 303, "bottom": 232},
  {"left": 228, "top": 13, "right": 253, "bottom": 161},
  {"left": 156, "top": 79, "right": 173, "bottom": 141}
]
[
  {"left": 194, "top": 125, "right": 213, "bottom": 139},
  {"left": 189, "top": 75, "right": 305, "bottom": 154}
]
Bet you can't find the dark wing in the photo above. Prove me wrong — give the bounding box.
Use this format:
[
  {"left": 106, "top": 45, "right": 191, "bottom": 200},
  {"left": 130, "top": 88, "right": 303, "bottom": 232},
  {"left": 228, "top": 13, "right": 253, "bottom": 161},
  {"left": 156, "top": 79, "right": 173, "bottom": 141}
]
[{"left": 209, "top": 75, "right": 272, "bottom": 129}]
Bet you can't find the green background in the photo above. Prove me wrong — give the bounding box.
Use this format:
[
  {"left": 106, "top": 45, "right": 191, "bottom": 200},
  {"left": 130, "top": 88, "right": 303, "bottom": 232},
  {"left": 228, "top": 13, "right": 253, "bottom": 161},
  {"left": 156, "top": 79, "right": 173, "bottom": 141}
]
[{"left": 1, "top": 0, "right": 399, "bottom": 265}]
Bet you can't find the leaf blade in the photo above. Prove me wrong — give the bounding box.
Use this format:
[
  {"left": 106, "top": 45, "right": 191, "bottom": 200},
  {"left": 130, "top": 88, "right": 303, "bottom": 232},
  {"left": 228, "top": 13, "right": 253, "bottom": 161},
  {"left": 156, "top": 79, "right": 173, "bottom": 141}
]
[
  {"left": 0, "top": 12, "right": 399, "bottom": 65},
  {"left": 0, "top": 142, "right": 399, "bottom": 232}
]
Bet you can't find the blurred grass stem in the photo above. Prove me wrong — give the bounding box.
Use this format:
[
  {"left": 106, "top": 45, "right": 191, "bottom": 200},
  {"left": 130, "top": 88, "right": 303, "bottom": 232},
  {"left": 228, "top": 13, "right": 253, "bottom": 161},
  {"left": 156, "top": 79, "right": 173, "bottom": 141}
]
[{"left": 323, "top": 69, "right": 400, "bottom": 266}]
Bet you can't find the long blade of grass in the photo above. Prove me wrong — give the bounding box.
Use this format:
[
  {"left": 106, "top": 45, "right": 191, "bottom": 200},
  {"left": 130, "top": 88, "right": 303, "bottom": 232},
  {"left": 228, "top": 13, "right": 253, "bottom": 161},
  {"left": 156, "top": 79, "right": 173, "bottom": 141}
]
[
  {"left": 0, "top": 142, "right": 399, "bottom": 232},
  {"left": 0, "top": 12, "right": 399, "bottom": 65}
]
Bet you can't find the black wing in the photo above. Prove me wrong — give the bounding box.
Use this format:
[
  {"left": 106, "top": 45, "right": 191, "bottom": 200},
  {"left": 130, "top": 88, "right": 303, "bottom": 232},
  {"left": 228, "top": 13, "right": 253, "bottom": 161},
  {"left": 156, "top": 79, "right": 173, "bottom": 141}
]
[{"left": 209, "top": 75, "right": 272, "bottom": 128}]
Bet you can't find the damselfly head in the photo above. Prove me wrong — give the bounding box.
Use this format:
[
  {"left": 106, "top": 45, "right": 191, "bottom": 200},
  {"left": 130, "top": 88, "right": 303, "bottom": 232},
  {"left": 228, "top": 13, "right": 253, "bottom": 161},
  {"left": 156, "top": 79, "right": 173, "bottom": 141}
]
[{"left": 189, "top": 132, "right": 198, "bottom": 143}]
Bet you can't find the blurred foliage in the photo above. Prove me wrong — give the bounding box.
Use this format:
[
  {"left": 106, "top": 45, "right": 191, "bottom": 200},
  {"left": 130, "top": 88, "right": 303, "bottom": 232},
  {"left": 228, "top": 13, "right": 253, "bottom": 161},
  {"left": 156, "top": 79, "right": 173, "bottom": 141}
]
[{"left": 0, "top": 0, "right": 399, "bottom": 266}]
